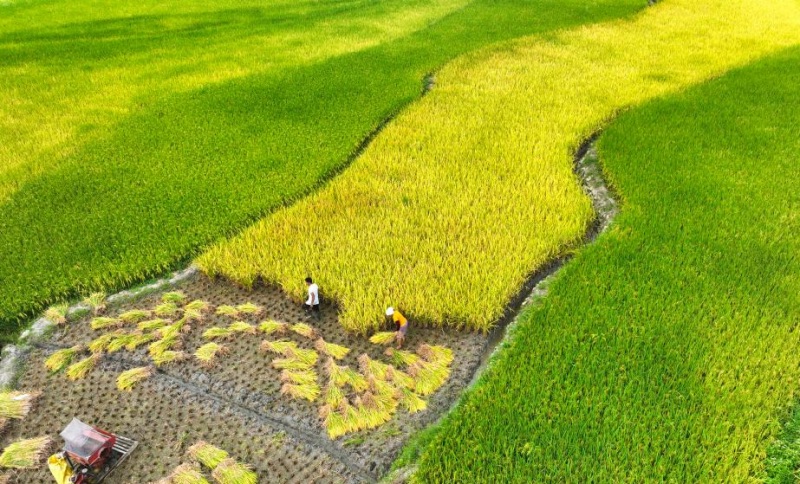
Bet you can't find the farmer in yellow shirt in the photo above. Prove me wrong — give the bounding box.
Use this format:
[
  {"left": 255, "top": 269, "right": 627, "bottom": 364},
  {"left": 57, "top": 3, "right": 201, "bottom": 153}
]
[{"left": 385, "top": 307, "right": 408, "bottom": 349}]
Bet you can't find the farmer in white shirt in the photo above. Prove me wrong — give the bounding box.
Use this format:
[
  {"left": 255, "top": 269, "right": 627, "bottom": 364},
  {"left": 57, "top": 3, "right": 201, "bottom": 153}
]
[{"left": 304, "top": 277, "right": 320, "bottom": 319}]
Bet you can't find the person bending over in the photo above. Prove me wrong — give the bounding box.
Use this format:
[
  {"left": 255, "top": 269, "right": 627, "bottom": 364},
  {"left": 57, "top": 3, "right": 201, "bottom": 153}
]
[{"left": 385, "top": 307, "right": 408, "bottom": 349}]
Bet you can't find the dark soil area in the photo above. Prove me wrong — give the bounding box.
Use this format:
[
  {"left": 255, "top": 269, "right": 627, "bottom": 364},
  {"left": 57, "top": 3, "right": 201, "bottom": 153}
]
[{"left": 3, "top": 273, "right": 488, "bottom": 482}]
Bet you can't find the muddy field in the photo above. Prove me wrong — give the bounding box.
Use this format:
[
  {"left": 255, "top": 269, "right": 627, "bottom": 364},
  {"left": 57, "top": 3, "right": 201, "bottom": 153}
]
[{"left": 1, "top": 273, "right": 488, "bottom": 483}]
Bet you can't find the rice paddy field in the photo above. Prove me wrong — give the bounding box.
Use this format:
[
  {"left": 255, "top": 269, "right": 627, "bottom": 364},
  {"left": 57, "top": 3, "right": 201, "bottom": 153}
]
[{"left": 3, "top": 0, "right": 800, "bottom": 481}]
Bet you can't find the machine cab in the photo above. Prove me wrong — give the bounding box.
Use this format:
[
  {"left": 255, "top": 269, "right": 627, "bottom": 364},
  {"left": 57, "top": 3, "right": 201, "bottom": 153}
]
[{"left": 60, "top": 418, "right": 116, "bottom": 466}]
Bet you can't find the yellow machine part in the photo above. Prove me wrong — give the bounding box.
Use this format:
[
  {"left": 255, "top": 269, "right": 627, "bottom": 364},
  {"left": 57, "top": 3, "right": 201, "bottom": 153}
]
[{"left": 48, "top": 454, "right": 73, "bottom": 484}]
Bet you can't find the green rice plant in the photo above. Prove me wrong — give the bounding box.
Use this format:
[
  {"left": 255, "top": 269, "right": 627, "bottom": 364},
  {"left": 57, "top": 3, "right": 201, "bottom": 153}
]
[
  {"left": 323, "top": 383, "right": 345, "bottom": 408},
  {"left": 314, "top": 338, "right": 350, "bottom": 360},
  {"left": 280, "top": 369, "right": 317, "bottom": 386},
  {"left": 194, "top": 343, "right": 228, "bottom": 368},
  {"left": 260, "top": 339, "right": 297, "bottom": 356},
  {"left": 271, "top": 357, "right": 312, "bottom": 372},
  {"left": 408, "top": 360, "right": 450, "bottom": 396},
  {"left": 417, "top": 344, "right": 454, "bottom": 367},
  {"left": 45, "top": 346, "right": 82, "bottom": 372},
  {"left": 384, "top": 348, "right": 420, "bottom": 367},
  {"left": 118, "top": 309, "right": 151, "bottom": 324},
  {"left": 202, "top": 327, "right": 234, "bottom": 341},
  {"left": 369, "top": 332, "right": 397, "bottom": 346},
  {"left": 149, "top": 335, "right": 179, "bottom": 358},
  {"left": 82, "top": 292, "right": 106, "bottom": 315},
  {"left": 106, "top": 333, "right": 136, "bottom": 353},
  {"left": 284, "top": 347, "right": 318, "bottom": 367},
  {"left": 116, "top": 366, "right": 152, "bottom": 391},
  {"left": 66, "top": 354, "right": 100, "bottom": 381},
  {"left": 154, "top": 302, "right": 180, "bottom": 318},
  {"left": 88, "top": 332, "right": 120, "bottom": 354},
  {"left": 137, "top": 318, "right": 170, "bottom": 332},
  {"left": 290, "top": 323, "right": 316, "bottom": 339},
  {"left": 186, "top": 441, "right": 228, "bottom": 470},
  {"left": 90, "top": 317, "right": 120, "bottom": 330},
  {"left": 398, "top": 387, "right": 427, "bottom": 413},
  {"left": 184, "top": 300, "right": 211, "bottom": 313},
  {"left": 258, "top": 320, "right": 287, "bottom": 335},
  {"left": 0, "top": 435, "right": 51, "bottom": 468},
  {"left": 169, "top": 463, "right": 210, "bottom": 484},
  {"left": 161, "top": 291, "right": 187, "bottom": 304},
  {"left": 280, "top": 381, "right": 320, "bottom": 402},
  {"left": 357, "top": 354, "right": 391, "bottom": 380},
  {"left": 211, "top": 458, "right": 257, "bottom": 484},
  {"left": 125, "top": 332, "right": 155, "bottom": 352},
  {"left": 44, "top": 303, "right": 69, "bottom": 325},
  {"left": 0, "top": 391, "right": 39, "bottom": 419},
  {"left": 236, "top": 303, "right": 262, "bottom": 315},
  {"left": 228, "top": 321, "right": 256, "bottom": 334},
  {"left": 152, "top": 350, "right": 187, "bottom": 367},
  {"left": 215, "top": 305, "right": 240, "bottom": 319}
]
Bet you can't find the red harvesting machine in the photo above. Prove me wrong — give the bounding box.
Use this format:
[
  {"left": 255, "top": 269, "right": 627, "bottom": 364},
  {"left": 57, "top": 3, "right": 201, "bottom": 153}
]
[{"left": 49, "top": 418, "right": 138, "bottom": 484}]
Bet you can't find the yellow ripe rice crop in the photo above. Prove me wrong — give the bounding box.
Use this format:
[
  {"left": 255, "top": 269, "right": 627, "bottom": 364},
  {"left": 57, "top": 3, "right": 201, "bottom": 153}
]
[
  {"left": 154, "top": 302, "right": 180, "bottom": 318},
  {"left": 116, "top": 366, "right": 153, "bottom": 391},
  {"left": 184, "top": 299, "right": 211, "bottom": 313},
  {"left": 66, "top": 354, "right": 100, "bottom": 381},
  {"left": 0, "top": 391, "right": 39, "bottom": 420},
  {"left": 369, "top": 332, "right": 397, "bottom": 346},
  {"left": 228, "top": 321, "right": 256, "bottom": 334},
  {"left": 89, "top": 317, "right": 120, "bottom": 330},
  {"left": 45, "top": 346, "right": 82, "bottom": 372},
  {"left": 118, "top": 309, "right": 151, "bottom": 324},
  {"left": 260, "top": 339, "right": 298, "bottom": 356},
  {"left": 194, "top": 343, "right": 228, "bottom": 367},
  {"left": 280, "top": 382, "right": 321, "bottom": 402},
  {"left": 187, "top": 441, "right": 228, "bottom": 470},
  {"left": 314, "top": 338, "right": 350, "bottom": 360},
  {"left": 211, "top": 458, "right": 257, "bottom": 484},
  {"left": 202, "top": 327, "right": 234, "bottom": 341},
  {"left": 280, "top": 370, "right": 318, "bottom": 386},
  {"left": 161, "top": 291, "right": 187, "bottom": 304},
  {"left": 235, "top": 303, "right": 262, "bottom": 315},
  {"left": 258, "top": 320, "right": 288, "bottom": 335},
  {"left": 0, "top": 435, "right": 51, "bottom": 468},
  {"left": 198, "top": 0, "right": 800, "bottom": 334},
  {"left": 44, "top": 304, "right": 68, "bottom": 325},
  {"left": 215, "top": 305, "right": 240, "bottom": 318},
  {"left": 138, "top": 318, "right": 170, "bottom": 332},
  {"left": 169, "top": 463, "right": 210, "bottom": 484},
  {"left": 290, "top": 323, "right": 317, "bottom": 339},
  {"left": 152, "top": 350, "right": 187, "bottom": 367}
]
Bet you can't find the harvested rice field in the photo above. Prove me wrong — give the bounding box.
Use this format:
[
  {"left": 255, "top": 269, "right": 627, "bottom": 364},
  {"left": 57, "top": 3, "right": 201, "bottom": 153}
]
[{"left": 1, "top": 273, "right": 487, "bottom": 482}]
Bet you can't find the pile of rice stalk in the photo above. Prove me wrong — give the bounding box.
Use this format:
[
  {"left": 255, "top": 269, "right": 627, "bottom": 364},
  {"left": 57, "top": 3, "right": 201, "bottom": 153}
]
[
  {"left": 211, "top": 458, "right": 257, "bottom": 484},
  {"left": 106, "top": 333, "right": 137, "bottom": 353},
  {"left": 116, "top": 366, "right": 153, "bottom": 391},
  {"left": 369, "top": 331, "right": 397, "bottom": 345},
  {"left": 187, "top": 441, "right": 228, "bottom": 469},
  {"left": 228, "top": 321, "right": 256, "bottom": 334},
  {"left": 284, "top": 347, "right": 318, "bottom": 366},
  {"left": 88, "top": 332, "right": 120, "bottom": 354},
  {"left": 194, "top": 343, "right": 228, "bottom": 367},
  {"left": 185, "top": 299, "right": 212, "bottom": 313},
  {"left": 236, "top": 303, "right": 263, "bottom": 315},
  {"left": 202, "top": 327, "right": 234, "bottom": 341},
  {"left": 280, "top": 381, "right": 320, "bottom": 402},
  {"left": 290, "top": 323, "right": 316, "bottom": 339},
  {"left": 0, "top": 391, "right": 40, "bottom": 420},
  {"left": 152, "top": 350, "right": 187, "bottom": 367},
  {"left": 169, "top": 463, "right": 209, "bottom": 484},
  {"left": 260, "top": 339, "right": 297, "bottom": 355},
  {"left": 149, "top": 335, "right": 180, "bottom": 358},
  {"left": 215, "top": 305, "right": 240, "bottom": 318},
  {"left": 417, "top": 343, "right": 454, "bottom": 367},
  {"left": 325, "top": 359, "right": 367, "bottom": 392},
  {"left": 407, "top": 359, "right": 451, "bottom": 396},
  {"left": 358, "top": 354, "right": 392, "bottom": 380},
  {"left": 90, "top": 317, "right": 120, "bottom": 330},
  {"left": 118, "top": 309, "right": 151, "bottom": 324},
  {"left": 44, "top": 303, "right": 69, "bottom": 325},
  {"left": 45, "top": 345, "right": 82, "bottom": 372},
  {"left": 258, "top": 320, "right": 287, "bottom": 335},
  {"left": 154, "top": 302, "right": 180, "bottom": 318},
  {"left": 124, "top": 332, "right": 155, "bottom": 351},
  {"left": 272, "top": 357, "right": 312, "bottom": 372},
  {"left": 162, "top": 291, "right": 187, "bottom": 304},
  {"left": 384, "top": 348, "right": 420, "bottom": 367},
  {"left": 0, "top": 436, "right": 51, "bottom": 468},
  {"left": 66, "top": 354, "right": 100, "bottom": 381},
  {"left": 138, "top": 318, "right": 170, "bottom": 332},
  {"left": 314, "top": 338, "right": 349, "bottom": 360},
  {"left": 280, "top": 369, "right": 317, "bottom": 386},
  {"left": 82, "top": 292, "right": 106, "bottom": 314}
]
